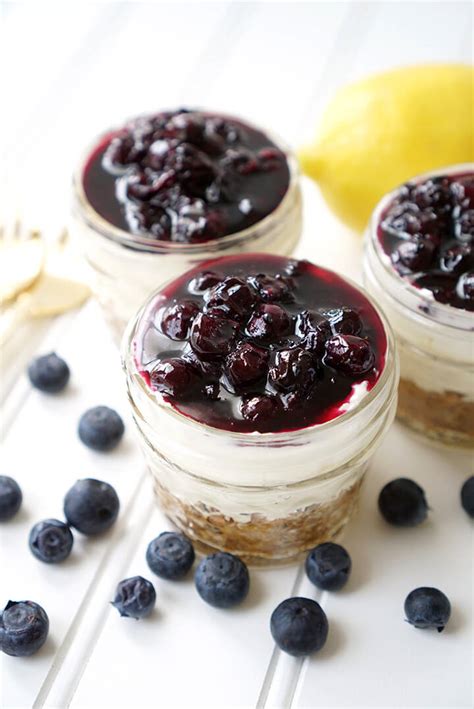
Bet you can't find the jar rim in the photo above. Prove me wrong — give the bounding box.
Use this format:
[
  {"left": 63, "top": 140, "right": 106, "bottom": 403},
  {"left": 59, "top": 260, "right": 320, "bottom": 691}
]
[
  {"left": 72, "top": 109, "right": 300, "bottom": 253},
  {"left": 366, "top": 162, "right": 474, "bottom": 331},
  {"left": 122, "top": 261, "right": 398, "bottom": 442}
]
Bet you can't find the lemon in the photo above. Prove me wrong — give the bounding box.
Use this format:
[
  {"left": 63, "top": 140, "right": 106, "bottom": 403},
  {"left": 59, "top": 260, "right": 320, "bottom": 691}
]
[{"left": 299, "top": 64, "right": 474, "bottom": 232}]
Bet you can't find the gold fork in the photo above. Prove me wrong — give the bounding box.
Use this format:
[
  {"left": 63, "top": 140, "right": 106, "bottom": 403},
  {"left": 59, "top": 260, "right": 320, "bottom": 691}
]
[{"left": 0, "top": 223, "right": 91, "bottom": 345}]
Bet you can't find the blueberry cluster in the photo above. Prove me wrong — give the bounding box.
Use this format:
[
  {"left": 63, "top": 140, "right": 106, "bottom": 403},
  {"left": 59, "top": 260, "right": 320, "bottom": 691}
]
[
  {"left": 85, "top": 109, "right": 290, "bottom": 243},
  {"left": 379, "top": 172, "right": 474, "bottom": 310},
  {"left": 141, "top": 257, "right": 382, "bottom": 433}
]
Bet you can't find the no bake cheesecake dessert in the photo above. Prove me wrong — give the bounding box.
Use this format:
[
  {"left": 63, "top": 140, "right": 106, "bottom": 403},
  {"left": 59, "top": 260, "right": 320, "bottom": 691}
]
[
  {"left": 123, "top": 254, "right": 398, "bottom": 563},
  {"left": 72, "top": 109, "right": 302, "bottom": 336},
  {"left": 364, "top": 165, "right": 474, "bottom": 447}
]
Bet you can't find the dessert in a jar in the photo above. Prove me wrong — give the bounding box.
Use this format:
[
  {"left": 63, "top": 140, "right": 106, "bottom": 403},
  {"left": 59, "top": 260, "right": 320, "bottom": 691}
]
[
  {"left": 363, "top": 164, "right": 474, "bottom": 448},
  {"left": 71, "top": 109, "right": 302, "bottom": 338},
  {"left": 122, "top": 254, "right": 398, "bottom": 564}
]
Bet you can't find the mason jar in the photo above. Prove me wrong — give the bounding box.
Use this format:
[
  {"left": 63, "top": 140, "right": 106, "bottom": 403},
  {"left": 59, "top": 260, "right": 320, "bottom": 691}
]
[
  {"left": 363, "top": 164, "right": 474, "bottom": 448},
  {"left": 71, "top": 114, "right": 302, "bottom": 340},
  {"left": 121, "top": 263, "right": 398, "bottom": 565}
]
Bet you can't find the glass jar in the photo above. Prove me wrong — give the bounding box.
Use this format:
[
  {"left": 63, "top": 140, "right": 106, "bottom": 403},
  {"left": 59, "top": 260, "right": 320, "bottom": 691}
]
[
  {"left": 122, "top": 287, "right": 398, "bottom": 565},
  {"left": 363, "top": 164, "right": 474, "bottom": 449},
  {"left": 71, "top": 130, "right": 302, "bottom": 341}
]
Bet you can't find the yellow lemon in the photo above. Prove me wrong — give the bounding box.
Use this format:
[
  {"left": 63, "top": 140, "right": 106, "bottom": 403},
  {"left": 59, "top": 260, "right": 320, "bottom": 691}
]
[{"left": 299, "top": 64, "right": 474, "bottom": 232}]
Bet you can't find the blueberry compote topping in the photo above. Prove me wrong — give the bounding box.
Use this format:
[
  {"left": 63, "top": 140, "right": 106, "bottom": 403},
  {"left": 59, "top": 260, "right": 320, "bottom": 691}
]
[
  {"left": 82, "top": 109, "right": 290, "bottom": 243},
  {"left": 378, "top": 170, "right": 474, "bottom": 311},
  {"left": 135, "top": 255, "right": 386, "bottom": 433}
]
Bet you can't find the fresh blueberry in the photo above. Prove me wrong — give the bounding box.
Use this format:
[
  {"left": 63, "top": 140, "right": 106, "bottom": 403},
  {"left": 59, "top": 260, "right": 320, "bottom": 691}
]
[
  {"left": 111, "top": 576, "right": 156, "bottom": 619},
  {"left": 64, "top": 478, "right": 120, "bottom": 535},
  {"left": 29, "top": 519, "right": 73, "bottom": 564},
  {"left": 404, "top": 587, "right": 451, "bottom": 632},
  {"left": 78, "top": 406, "right": 124, "bottom": 451},
  {"left": 378, "top": 478, "right": 428, "bottom": 527},
  {"left": 0, "top": 600, "right": 49, "bottom": 656},
  {"left": 270, "top": 597, "right": 329, "bottom": 657},
  {"left": 0, "top": 476, "right": 22, "bottom": 521},
  {"left": 146, "top": 531, "right": 195, "bottom": 580},
  {"left": 27, "top": 352, "right": 70, "bottom": 393},
  {"left": 195, "top": 552, "right": 249, "bottom": 608},
  {"left": 305, "top": 542, "right": 352, "bottom": 591},
  {"left": 460, "top": 476, "right": 474, "bottom": 518}
]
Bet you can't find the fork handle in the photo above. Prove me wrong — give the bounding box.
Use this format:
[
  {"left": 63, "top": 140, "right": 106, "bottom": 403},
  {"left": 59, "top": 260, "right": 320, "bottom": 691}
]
[{"left": 0, "top": 295, "right": 32, "bottom": 347}]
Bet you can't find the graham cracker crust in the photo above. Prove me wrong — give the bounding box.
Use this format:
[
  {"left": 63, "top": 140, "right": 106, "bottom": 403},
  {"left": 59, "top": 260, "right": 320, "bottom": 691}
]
[
  {"left": 397, "top": 378, "right": 474, "bottom": 448},
  {"left": 150, "top": 477, "right": 363, "bottom": 566}
]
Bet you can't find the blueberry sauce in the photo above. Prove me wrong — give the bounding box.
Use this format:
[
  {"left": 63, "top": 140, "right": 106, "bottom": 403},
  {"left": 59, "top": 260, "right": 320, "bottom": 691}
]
[
  {"left": 377, "top": 170, "right": 474, "bottom": 311},
  {"left": 82, "top": 109, "right": 290, "bottom": 244},
  {"left": 134, "top": 255, "right": 387, "bottom": 433}
]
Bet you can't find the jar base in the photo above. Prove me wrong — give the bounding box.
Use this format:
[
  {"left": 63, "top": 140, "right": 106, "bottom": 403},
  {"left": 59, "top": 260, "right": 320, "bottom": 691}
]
[
  {"left": 150, "top": 477, "right": 364, "bottom": 567},
  {"left": 397, "top": 378, "right": 474, "bottom": 449}
]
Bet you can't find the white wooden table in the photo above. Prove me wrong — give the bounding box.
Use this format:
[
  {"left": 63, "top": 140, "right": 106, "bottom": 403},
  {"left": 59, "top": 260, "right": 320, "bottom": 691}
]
[{"left": 1, "top": 3, "right": 473, "bottom": 708}]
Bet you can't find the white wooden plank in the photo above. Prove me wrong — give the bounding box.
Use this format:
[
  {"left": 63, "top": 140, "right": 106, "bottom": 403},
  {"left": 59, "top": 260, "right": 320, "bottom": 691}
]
[{"left": 295, "top": 423, "right": 473, "bottom": 708}]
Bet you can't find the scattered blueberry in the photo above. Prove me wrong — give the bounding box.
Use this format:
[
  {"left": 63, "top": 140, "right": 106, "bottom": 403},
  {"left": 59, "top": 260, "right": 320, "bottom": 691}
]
[
  {"left": 78, "top": 406, "right": 124, "bottom": 451},
  {"left": 0, "top": 476, "right": 22, "bottom": 521},
  {"left": 305, "top": 542, "right": 352, "bottom": 591},
  {"left": 460, "top": 476, "right": 474, "bottom": 518},
  {"left": 195, "top": 552, "right": 249, "bottom": 608},
  {"left": 64, "top": 478, "right": 120, "bottom": 535},
  {"left": 270, "top": 597, "right": 329, "bottom": 657},
  {"left": 0, "top": 600, "right": 49, "bottom": 656},
  {"left": 378, "top": 478, "right": 428, "bottom": 527},
  {"left": 111, "top": 576, "right": 156, "bottom": 619},
  {"left": 146, "top": 531, "right": 195, "bottom": 580},
  {"left": 29, "top": 519, "right": 74, "bottom": 564},
  {"left": 404, "top": 587, "right": 451, "bottom": 632},
  {"left": 27, "top": 352, "right": 70, "bottom": 393}
]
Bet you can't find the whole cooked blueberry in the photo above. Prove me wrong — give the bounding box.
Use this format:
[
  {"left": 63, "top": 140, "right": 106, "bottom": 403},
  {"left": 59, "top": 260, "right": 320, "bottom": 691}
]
[
  {"left": 324, "top": 335, "right": 375, "bottom": 375},
  {"left": 64, "top": 478, "right": 120, "bottom": 535},
  {"left": 295, "top": 310, "right": 331, "bottom": 355},
  {"left": 404, "top": 587, "right": 451, "bottom": 632},
  {"left": 190, "top": 312, "right": 238, "bottom": 358},
  {"left": 160, "top": 300, "right": 199, "bottom": 340},
  {"left": 322, "top": 307, "right": 363, "bottom": 336},
  {"left": 0, "top": 600, "right": 49, "bottom": 656},
  {"left": 111, "top": 576, "right": 156, "bottom": 619},
  {"left": 188, "top": 271, "right": 221, "bottom": 294},
  {"left": 457, "top": 271, "right": 474, "bottom": 301},
  {"left": 394, "top": 239, "right": 436, "bottom": 272},
  {"left": 248, "top": 273, "right": 293, "bottom": 302},
  {"left": 225, "top": 342, "right": 269, "bottom": 389},
  {"left": 146, "top": 531, "right": 195, "bottom": 580},
  {"left": 439, "top": 241, "right": 473, "bottom": 275},
  {"left": 270, "top": 597, "right": 329, "bottom": 657},
  {"left": 269, "top": 347, "right": 317, "bottom": 394},
  {"left": 78, "top": 406, "right": 124, "bottom": 451},
  {"left": 150, "top": 358, "right": 199, "bottom": 399},
  {"left": 204, "top": 276, "right": 256, "bottom": 319},
  {"left": 27, "top": 352, "right": 70, "bottom": 393},
  {"left": 29, "top": 519, "right": 73, "bottom": 564},
  {"left": 246, "top": 303, "right": 290, "bottom": 343},
  {"left": 195, "top": 552, "right": 249, "bottom": 608},
  {"left": 0, "top": 476, "right": 22, "bottom": 521},
  {"left": 240, "top": 394, "right": 281, "bottom": 423},
  {"left": 460, "top": 476, "right": 474, "bottom": 517},
  {"left": 378, "top": 478, "right": 428, "bottom": 527},
  {"left": 305, "top": 542, "right": 352, "bottom": 591}
]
